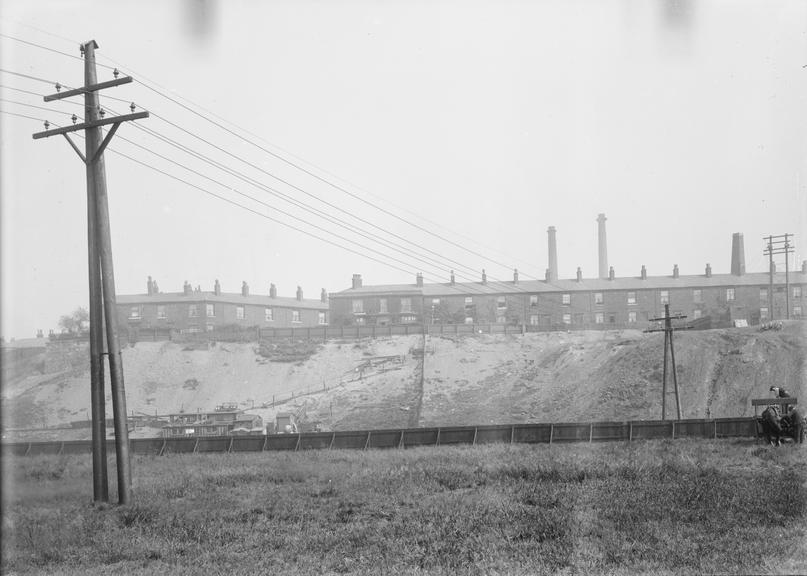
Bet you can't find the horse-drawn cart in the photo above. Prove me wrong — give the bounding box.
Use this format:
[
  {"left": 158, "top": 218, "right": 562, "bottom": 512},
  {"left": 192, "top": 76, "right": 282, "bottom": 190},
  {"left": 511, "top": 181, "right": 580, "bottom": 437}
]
[{"left": 752, "top": 397, "right": 804, "bottom": 445}]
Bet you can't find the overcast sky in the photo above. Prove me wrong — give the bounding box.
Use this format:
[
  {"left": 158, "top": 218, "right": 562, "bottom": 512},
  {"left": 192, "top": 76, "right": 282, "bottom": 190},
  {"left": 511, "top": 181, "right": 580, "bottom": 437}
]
[{"left": 1, "top": 0, "right": 806, "bottom": 339}]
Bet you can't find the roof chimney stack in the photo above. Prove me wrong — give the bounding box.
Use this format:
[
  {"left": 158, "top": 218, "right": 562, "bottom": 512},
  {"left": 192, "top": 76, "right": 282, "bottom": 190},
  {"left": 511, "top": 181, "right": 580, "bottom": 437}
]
[
  {"left": 547, "top": 226, "right": 558, "bottom": 281},
  {"left": 576, "top": 267, "right": 582, "bottom": 282},
  {"left": 641, "top": 265, "right": 647, "bottom": 280},
  {"left": 214, "top": 279, "right": 221, "bottom": 296},
  {"left": 321, "top": 288, "right": 328, "bottom": 303},
  {"left": 416, "top": 272, "right": 423, "bottom": 287},
  {"left": 481, "top": 269, "right": 487, "bottom": 284},
  {"left": 609, "top": 266, "right": 615, "bottom": 281},
  {"left": 731, "top": 232, "right": 746, "bottom": 276},
  {"left": 545, "top": 268, "right": 551, "bottom": 281},
  {"left": 597, "top": 213, "right": 609, "bottom": 279},
  {"left": 705, "top": 263, "right": 712, "bottom": 278},
  {"left": 183, "top": 281, "right": 192, "bottom": 296},
  {"left": 147, "top": 275, "right": 154, "bottom": 295},
  {"left": 270, "top": 283, "right": 277, "bottom": 298},
  {"left": 450, "top": 270, "right": 455, "bottom": 285},
  {"left": 296, "top": 286, "right": 303, "bottom": 301},
  {"left": 351, "top": 274, "right": 362, "bottom": 289},
  {"left": 802, "top": 260, "right": 807, "bottom": 274},
  {"left": 241, "top": 281, "right": 249, "bottom": 297},
  {"left": 513, "top": 268, "right": 519, "bottom": 284},
  {"left": 673, "top": 264, "right": 679, "bottom": 279}
]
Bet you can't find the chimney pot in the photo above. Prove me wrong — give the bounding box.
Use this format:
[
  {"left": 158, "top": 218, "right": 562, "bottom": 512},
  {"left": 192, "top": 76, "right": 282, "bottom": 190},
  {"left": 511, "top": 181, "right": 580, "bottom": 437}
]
[
  {"left": 641, "top": 265, "right": 647, "bottom": 280},
  {"left": 545, "top": 268, "right": 551, "bottom": 282},
  {"left": 705, "top": 263, "right": 712, "bottom": 278},
  {"left": 513, "top": 268, "right": 519, "bottom": 284},
  {"left": 270, "top": 283, "right": 277, "bottom": 298},
  {"left": 214, "top": 279, "right": 221, "bottom": 296},
  {"left": 481, "top": 269, "right": 487, "bottom": 284},
  {"left": 416, "top": 272, "right": 423, "bottom": 287},
  {"left": 351, "top": 274, "right": 362, "bottom": 289},
  {"left": 183, "top": 281, "right": 191, "bottom": 296},
  {"left": 609, "top": 266, "right": 615, "bottom": 281},
  {"left": 321, "top": 288, "right": 328, "bottom": 303},
  {"left": 296, "top": 286, "right": 303, "bottom": 301},
  {"left": 241, "top": 281, "right": 249, "bottom": 297},
  {"left": 802, "top": 260, "right": 807, "bottom": 274},
  {"left": 673, "top": 264, "right": 679, "bottom": 279},
  {"left": 450, "top": 270, "right": 455, "bottom": 285},
  {"left": 147, "top": 275, "right": 154, "bottom": 295},
  {"left": 576, "top": 267, "right": 582, "bottom": 282}
]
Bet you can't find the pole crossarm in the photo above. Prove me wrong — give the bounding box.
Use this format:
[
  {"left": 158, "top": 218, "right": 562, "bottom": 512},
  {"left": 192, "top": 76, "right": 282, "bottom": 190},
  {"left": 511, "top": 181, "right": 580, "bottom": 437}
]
[
  {"left": 645, "top": 325, "right": 692, "bottom": 333},
  {"left": 43, "top": 76, "right": 133, "bottom": 101},
  {"left": 31, "top": 111, "right": 149, "bottom": 139}
]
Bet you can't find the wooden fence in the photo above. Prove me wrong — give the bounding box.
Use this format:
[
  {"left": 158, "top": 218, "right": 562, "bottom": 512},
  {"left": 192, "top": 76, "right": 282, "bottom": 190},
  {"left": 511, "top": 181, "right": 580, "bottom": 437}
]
[{"left": 1, "top": 417, "right": 759, "bottom": 457}]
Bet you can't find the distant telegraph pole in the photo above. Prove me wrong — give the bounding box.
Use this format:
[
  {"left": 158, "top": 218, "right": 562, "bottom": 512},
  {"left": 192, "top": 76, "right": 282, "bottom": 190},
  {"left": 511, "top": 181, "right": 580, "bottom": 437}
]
[
  {"left": 763, "top": 234, "right": 794, "bottom": 320},
  {"left": 646, "top": 304, "right": 690, "bottom": 420},
  {"left": 32, "top": 40, "right": 148, "bottom": 505}
]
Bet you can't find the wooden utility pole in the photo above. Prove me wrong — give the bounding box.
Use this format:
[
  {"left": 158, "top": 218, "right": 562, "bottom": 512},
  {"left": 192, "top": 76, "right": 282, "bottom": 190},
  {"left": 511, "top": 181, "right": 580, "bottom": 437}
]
[
  {"left": 646, "top": 304, "right": 689, "bottom": 420},
  {"left": 763, "top": 234, "right": 795, "bottom": 320},
  {"left": 33, "top": 40, "right": 148, "bottom": 505}
]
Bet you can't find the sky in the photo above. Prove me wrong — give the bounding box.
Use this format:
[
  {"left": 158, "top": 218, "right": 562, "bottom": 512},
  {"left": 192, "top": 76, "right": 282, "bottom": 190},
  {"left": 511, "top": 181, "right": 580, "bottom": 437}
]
[{"left": 1, "top": 0, "right": 806, "bottom": 339}]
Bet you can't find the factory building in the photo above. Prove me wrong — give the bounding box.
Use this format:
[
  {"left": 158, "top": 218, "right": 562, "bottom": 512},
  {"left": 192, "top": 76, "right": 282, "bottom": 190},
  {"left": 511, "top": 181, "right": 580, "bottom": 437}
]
[{"left": 331, "top": 219, "right": 805, "bottom": 330}]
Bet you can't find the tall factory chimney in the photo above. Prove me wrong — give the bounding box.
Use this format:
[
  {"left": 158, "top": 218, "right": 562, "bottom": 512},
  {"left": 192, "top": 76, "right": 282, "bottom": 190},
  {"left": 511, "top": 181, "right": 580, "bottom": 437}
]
[
  {"left": 597, "top": 213, "right": 608, "bottom": 279},
  {"left": 731, "top": 233, "right": 745, "bottom": 276},
  {"left": 547, "top": 226, "right": 558, "bottom": 281}
]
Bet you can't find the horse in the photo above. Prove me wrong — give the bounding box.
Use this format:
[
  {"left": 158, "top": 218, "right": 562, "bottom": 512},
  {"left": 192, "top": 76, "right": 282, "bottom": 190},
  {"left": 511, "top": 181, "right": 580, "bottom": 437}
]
[{"left": 760, "top": 406, "right": 805, "bottom": 446}]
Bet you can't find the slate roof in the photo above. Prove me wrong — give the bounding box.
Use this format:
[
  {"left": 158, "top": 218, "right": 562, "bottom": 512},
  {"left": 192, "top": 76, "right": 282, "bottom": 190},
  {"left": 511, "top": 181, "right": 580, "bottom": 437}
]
[
  {"left": 117, "top": 291, "right": 328, "bottom": 310},
  {"left": 332, "top": 271, "right": 807, "bottom": 298}
]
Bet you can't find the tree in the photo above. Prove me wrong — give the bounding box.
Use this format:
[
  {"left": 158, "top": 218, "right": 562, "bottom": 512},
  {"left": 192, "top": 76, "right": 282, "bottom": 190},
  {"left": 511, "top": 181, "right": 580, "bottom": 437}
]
[{"left": 58, "top": 307, "right": 89, "bottom": 334}]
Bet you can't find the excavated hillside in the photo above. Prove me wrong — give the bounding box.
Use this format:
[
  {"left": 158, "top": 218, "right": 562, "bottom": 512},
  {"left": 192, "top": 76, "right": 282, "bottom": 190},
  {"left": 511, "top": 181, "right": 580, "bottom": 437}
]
[{"left": 2, "top": 322, "right": 804, "bottom": 440}]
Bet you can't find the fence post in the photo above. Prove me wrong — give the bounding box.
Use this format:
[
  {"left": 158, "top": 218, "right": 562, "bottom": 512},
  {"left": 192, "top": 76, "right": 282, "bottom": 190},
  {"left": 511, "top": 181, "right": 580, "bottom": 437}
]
[
  {"left": 714, "top": 419, "right": 718, "bottom": 439},
  {"left": 629, "top": 422, "right": 633, "bottom": 443},
  {"left": 549, "top": 424, "right": 554, "bottom": 445},
  {"left": 158, "top": 438, "right": 166, "bottom": 456},
  {"left": 364, "top": 431, "right": 371, "bottom": 450},
  {"left": 227, "top": 437, "right": 233, "bottom": 453},
  {"left": 58, "top": 441, "right": 64, "bottom": 455},
  {"left": 329, "top": 432, "right": 336, "bottom": 450},
  {"left": 398, "top": 430, "right": 405, "bottom": 449},
  {"left": 262, "top": 435, "right": 268, "bottom": 452},
  {"left": 510, "top": 425, "right": 515, "bottom": 444},
  {"left": 436, "top": 428, "right": 441, "bottom": 446},
  {"left": 193, "top": 438, "right": 199, "bottom": 453},
  {"left": 294, "top": 434, "right": 301, "bottom": 451},
  {"left": 589, "top": 423, "right": 593, "bottom": 443},
  {"left": 473, "top": 427, "right": 478, "bottom": 445},
  {"left": 671, "top": 421, "right": 676, "bottom": 440}
]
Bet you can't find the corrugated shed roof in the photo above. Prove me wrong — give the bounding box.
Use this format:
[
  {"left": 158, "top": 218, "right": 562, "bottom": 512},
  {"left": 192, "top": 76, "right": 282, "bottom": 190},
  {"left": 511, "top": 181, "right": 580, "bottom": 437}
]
[
  {"left": 117, "top": 291, "right": 328, "bottom": 310},
  {"left": 332, "top": 271, "right": 806, "bottom": 298}
]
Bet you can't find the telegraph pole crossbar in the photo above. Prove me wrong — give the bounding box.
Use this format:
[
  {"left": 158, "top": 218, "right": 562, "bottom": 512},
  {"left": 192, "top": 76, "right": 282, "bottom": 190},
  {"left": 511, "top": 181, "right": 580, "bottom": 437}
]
[
  {"left": 646, "top": 304, "right": 690, "bottom": 420},
  {"left": 32, "top": 39, "right": 146, "bottom": 506}
]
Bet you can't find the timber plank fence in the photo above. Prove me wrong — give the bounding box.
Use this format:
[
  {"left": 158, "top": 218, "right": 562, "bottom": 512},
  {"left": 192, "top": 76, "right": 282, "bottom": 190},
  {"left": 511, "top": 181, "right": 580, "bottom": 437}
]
[{"left": 1, "top": 417, "right": 758, "bottom": 457}]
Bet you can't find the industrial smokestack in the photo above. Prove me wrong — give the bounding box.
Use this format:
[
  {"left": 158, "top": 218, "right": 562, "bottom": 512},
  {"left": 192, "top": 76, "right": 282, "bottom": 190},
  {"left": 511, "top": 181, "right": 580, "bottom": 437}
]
[
  {"left": 731, "top": 233, "right": 745, "bottom": 276},
  {"left": 597, "top": 213, "right": 608, "bottom": 279},
  {"left": 547, "top": 226, "right": 558, "bottom": 281}
]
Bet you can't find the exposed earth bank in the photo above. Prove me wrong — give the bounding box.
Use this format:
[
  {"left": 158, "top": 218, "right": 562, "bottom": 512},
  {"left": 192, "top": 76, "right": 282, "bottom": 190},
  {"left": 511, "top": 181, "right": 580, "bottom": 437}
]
[{"left": 3, "top": 322, "right": 804, "bottom": 440}]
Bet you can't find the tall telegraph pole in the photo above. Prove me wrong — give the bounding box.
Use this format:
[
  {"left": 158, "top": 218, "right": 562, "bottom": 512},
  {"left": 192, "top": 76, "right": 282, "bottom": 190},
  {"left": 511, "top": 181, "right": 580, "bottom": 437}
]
[
  {"left": 33, "top": 40, "right": 148, "bottom": 505},
  {"left": 646, "top": 304, "right": 690, "bottom": 420},
  {"left": 763, "top": 234, "right": 795, "bottom": 320}
]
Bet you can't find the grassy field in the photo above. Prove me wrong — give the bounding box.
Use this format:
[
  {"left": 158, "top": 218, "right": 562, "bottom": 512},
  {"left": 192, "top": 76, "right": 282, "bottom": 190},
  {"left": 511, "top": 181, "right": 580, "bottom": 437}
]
[{"left": 2, "top": 440, "right": 806, "bottom": 575}]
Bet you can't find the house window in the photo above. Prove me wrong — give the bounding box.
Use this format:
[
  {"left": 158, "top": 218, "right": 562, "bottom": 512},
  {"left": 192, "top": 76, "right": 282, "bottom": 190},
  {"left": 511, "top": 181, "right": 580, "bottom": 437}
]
[
  {"left": 595, "top": 312, "right": 604, "bottom": 324},
  {"left": 628, "top": 311, "right": 637, "bottom": 323},
  {"left": 352, "top": 299, "right": 364, "bottom": 314},
  {"left": 627, "top": 292, "right": 636, "bottom": 305},
  {"left": 206, "top": 324, "right": 214, "bottom": 332},
  {"left": 693, "top": 309, "right": 702, "bottom": 319},
  {"left": 496, "top": 316, "right": 506, "bottom": 324},
  {"left": 497, "top": 296, "right": 506, "bottom": 309},
  {"left": 562, "top": 294, "right": 571, "bottom": 305},
  {"left": 794, "top": 287, "right": 802, "bottom": 299},
  {"left": 693, "top": 289, "right": 702, "bottom": 304},
  {"left": 794, "top": 306, "right": 802, "bottom": 318},
  {"left": 465, "top": 296, "right": 473, "bottom": 305},
  {"left": 188, "top": 304, "right": 198, "bottom": 318},
  {"left": 265, "top": 308, "right": 273, "bottom": 322},
  {"left": 432, "top": 298, "right": 440, "bottom": 306},
  {"left": 562, "top": 313, "right": 571, "bottom": 324},
  {"left": 594, "top": 292, "right": 603, "bottom": 305},
  {"left": 354, "top": 316, "right": 365, "bottom": 325},
  {"left": 760, "top": 307, "right": 769, "bottom": 319},
  {"left": 206, "top": 304, "right": 215, "bottom": 318},
  {"left": 318, "top": 312, "right": 327, "bottom": 325},
  {"left": 530, "top": 295, "right": 538, "bottom": 306},
  {"left": 609, "top": 314, "right": 616, "bottom": 324},
  {"left": 400, "top": 298, "right": 412, "bottom": 313},
  {"left": 759, "top": 288, "right": 768, "bottom": 302},
  {"left": 236, "top": 306, "right": 245, "bottom": 320},
  {"left": 379, "top": 299, "right": 388, "bottom": 314},
  {"left": 292, "top": 310, "right": 301, "bottom": 323},
  {"left": 157, "top": 305, "right": 166, "bottom": 319},
  {"left": 464, "top": 316, "right": 474, "bottom": 324},
  {"left": 128, "top": 306, "right": 141, "bottom": 320},
  {"left": 530, "top": 314, "right": 539, "bottom": 325},
  {"left": 660, "top": 291, "right": 669, "bottom": 305},
  {"left": 726, "top": 288, "right": 735, "bottom": 301},
  {"left": 401, "top": 314, "right": 416, "bottom": 324}
]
